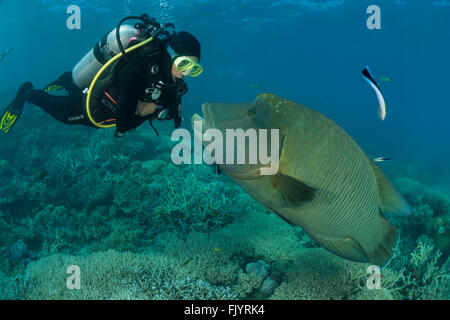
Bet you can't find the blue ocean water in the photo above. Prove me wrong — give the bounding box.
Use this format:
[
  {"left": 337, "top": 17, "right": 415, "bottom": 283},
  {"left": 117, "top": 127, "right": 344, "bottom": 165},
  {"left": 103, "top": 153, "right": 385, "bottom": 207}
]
[
  {"left": 0, "top": 0, "right": 449, "bottom": 300},
  {"left": 1, "top": 0, "right": 449, "bottom": 177}
]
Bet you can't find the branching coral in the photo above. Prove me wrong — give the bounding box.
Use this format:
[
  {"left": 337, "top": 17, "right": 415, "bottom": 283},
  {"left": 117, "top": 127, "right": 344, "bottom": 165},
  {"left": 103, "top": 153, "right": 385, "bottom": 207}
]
[
  {"left": 404, "top": 239, "right": 449, "bottom": 299},
  {"left": 2, "top": 111, "right": 448, "bottom": 301},
  {"left": 270, "top": 248, "right": 356, "bottom": 300},
  {"left": 342, "top": 238, "right": 449, "bottom": 300},
  {"left": 6, "top": 250, "right": 236, "bottom": 300}
]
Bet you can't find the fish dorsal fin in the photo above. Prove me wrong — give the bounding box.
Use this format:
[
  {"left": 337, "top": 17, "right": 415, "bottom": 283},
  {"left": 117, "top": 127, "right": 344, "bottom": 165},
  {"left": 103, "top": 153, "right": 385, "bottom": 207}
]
[
  {"left": 368, "top": 159, "right": 411, "bottom": 215},
  {"left": 270, "top": 172, "right": 316, "bottom": 208}
]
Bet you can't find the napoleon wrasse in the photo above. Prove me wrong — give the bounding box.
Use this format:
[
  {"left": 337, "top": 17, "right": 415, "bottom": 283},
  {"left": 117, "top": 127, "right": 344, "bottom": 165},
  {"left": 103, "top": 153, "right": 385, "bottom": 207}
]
[{"left": 192, "top": 93, "right": 410, "bottom": 265}]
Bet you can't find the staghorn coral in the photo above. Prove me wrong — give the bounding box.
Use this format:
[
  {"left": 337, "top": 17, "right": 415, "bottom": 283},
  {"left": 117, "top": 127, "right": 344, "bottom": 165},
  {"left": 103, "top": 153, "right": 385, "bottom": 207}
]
[
  {"left": 149, "top": 161, "right": 249, "bottom": 233},
  {"left": 404, "top": 238, "right": 449, "bottom": 299},
  {"left": 153, "top": 210, "right": 304, "bottom": 298},
  {"left": 0, "top": 269, "right": 15, "bottom": 300},
  {"left": 342, "top": 237, "right": 449, "bottom": 300},
  {"left": 390, "top": 176, "right": 450, "bottom": 252},
  {"left": 342, "top": 261, "right": 405, "bottom": 299},
  {"left": 6, "top": 250, "right": 236, "bottom": 300},
  {"left": 426, "top": 216, "right": 450, "bottom": 251},
  {"left": 0, "top": 141, "right": 257, "bottom": 264},
  {"left": 350, "top": 288, "right": 394, "bottom": 300},
  {"left": 158, "top": 231, "right": 244, "bottom": 287},
  {"left": 270, "top": 248, "right": 356, "bottom": 300}
]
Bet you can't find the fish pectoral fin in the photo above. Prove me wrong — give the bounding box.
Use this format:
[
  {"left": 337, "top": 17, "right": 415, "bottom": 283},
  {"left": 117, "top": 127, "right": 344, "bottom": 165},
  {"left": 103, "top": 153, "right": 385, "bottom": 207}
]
[
  {"left": 368, "top": 159, "right": 411, "bottom": 215},
  {"left": 271, "top": 173, "right": 316, "bottom": 208}
]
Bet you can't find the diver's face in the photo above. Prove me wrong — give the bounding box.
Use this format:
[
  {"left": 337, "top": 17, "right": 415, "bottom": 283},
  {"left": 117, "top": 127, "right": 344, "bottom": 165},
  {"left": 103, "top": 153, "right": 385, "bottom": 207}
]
[{"left": 171, "top": 56, "right": 200, "bottom": 81}]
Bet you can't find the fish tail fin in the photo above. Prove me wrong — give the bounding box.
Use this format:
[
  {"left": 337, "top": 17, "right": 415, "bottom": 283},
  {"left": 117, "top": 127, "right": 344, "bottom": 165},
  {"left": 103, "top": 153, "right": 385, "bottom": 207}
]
[
  {"left": 368, "top": 159, "right": 411, "bottom": 215},
  {"left": 366, "top": 216, "right": 399, "bottom": 266}
]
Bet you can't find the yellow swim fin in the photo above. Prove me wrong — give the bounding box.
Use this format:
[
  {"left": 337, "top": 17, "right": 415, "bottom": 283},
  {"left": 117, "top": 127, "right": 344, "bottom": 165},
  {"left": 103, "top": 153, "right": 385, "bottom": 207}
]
[
  {"left": 0, "top": 108, "right": 19, "bottom": 134},
  {"left": 0, "top": 82, "right": 33, "bottom": 134},
  {"left": 44, "top": 85, "right": 63, "bottom": 92}
]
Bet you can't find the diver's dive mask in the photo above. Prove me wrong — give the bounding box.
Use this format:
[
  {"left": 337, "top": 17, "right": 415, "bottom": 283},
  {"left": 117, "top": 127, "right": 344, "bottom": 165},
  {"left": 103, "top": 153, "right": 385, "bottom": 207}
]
[
  {"left": 173, "top": 56, "right": 203, "bottom": 77},
  {"left": 167, "top": 44, "right": 203, "bottom": 78}
]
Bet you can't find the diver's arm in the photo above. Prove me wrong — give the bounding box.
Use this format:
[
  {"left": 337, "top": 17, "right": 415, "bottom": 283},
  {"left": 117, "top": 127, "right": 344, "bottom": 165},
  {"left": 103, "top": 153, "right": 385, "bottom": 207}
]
[
  {"left": 114, "top": 62, "right": 148, "bottom": 135},
  {"left": 172, "top": 80, "right": 187, "bottom": 128},
  {"left": 174, "top": 103, "right": 183, "bottom": 128}
]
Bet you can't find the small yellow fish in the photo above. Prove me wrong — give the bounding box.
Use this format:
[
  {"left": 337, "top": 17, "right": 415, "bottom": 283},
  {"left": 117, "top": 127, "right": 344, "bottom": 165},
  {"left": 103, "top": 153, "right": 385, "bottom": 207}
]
[
  {"left": 378, "top": 75, "right": 393, "bottom": 83},
  {"left": 214, "top": 248, "right": 220, "bottom": 252},
  {"left": 413, "top": 267, "right": 420, "bottom": 280}
]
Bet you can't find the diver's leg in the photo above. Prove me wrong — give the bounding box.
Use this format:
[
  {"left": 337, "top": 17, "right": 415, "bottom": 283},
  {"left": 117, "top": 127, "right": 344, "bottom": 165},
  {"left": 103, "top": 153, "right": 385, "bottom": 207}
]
[
  {"left": 26, "top": 89, "right": 71, "bottom": 123},
  {"left": 8, "top": 82, "right": 34, "bottom": 114},
  {"left": 26, "top": 89, "right": 89, "bottom": 126}
]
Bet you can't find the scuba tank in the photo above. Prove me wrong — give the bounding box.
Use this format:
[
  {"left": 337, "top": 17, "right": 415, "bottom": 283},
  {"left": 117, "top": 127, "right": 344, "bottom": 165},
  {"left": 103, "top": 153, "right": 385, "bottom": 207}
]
[
  {"left": 72, "top": 14, "right": 173, "bottom": 89},
  {"left": 72, "top": 25, "right": 144, "bottom": 89}
]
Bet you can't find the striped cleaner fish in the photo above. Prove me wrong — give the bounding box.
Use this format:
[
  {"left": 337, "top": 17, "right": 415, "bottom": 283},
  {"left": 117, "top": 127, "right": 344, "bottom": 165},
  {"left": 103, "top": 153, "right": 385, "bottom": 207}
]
[
  {"left": 191, "top": 93, "right": 410, "bottom": 266},
  {"left": 362, "top": 66, "right": 387, "bottom": 121}
]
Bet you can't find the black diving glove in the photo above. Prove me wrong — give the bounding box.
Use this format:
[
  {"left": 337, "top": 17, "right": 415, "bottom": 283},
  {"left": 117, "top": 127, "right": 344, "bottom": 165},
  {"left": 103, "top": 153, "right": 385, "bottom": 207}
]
[
  {"left": 155, "top": 104, "right": 170, "bottom": 120},
  {"left": 174, "top": 114, "right": 183, "bottom": 129}
]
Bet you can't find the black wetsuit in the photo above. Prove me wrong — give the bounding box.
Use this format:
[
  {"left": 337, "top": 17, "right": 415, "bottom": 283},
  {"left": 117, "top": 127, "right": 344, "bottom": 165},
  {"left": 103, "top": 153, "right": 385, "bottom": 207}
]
[{"left": 25, "top": 50, "right": 187, "bottom": 133}]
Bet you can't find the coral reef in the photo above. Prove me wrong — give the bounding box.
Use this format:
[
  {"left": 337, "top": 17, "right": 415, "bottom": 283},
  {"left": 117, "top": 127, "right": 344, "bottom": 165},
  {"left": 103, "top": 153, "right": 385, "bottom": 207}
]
[
  {"left": 270, "top": 248, "right": 357, "bottom": 300},
  {"left": 0, "top": 112, "right": 448, "bottom": 300},
  {"left": 342, "top": 237, "right": 449, "bottom": 300},
  {"left": 4, "top": 250, "right": 236, "bottom": 300}
]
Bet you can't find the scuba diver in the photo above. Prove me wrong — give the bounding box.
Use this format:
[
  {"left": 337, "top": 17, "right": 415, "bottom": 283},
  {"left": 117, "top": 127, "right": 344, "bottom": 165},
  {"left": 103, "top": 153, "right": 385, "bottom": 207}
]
[
  {"left": 0, "top": 15, "right": 203, "bottom": 136},
  {"left": 0, "top": 47, "right": 12, "bottom": 63}
]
